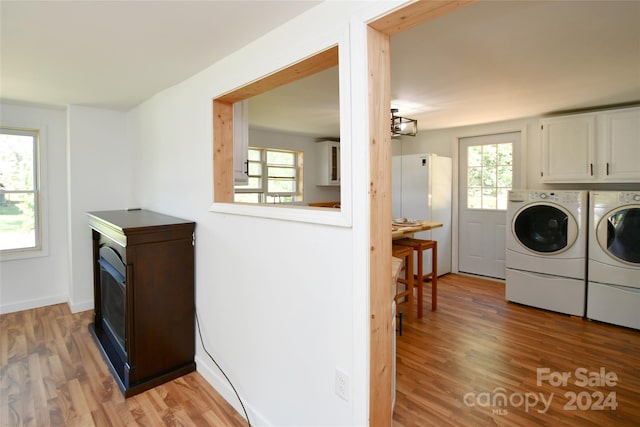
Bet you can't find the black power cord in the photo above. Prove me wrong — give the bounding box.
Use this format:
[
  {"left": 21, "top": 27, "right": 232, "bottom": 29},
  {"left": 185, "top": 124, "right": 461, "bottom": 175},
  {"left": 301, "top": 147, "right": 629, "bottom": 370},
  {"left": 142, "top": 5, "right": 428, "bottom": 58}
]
[{"left": 195, "top": 311, "right": 252, "bottom": 427}]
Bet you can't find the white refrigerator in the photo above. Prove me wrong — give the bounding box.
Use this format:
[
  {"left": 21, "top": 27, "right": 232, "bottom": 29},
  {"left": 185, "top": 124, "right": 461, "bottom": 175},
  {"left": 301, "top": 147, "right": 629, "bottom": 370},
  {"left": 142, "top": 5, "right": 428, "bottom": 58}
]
[{"left": 392, "top": 153, "right": 452, "bottom": 275}]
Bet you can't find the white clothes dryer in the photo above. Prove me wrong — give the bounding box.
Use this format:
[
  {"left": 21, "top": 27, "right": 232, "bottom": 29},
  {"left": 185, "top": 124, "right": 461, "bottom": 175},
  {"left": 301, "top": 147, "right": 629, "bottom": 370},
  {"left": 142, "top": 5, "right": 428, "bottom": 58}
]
[
  {"left": 505, "top": 190, "right": 588, "bottom": 316},
  {"left": 587, "top": 191, "right": 640, "bottom": 330}
]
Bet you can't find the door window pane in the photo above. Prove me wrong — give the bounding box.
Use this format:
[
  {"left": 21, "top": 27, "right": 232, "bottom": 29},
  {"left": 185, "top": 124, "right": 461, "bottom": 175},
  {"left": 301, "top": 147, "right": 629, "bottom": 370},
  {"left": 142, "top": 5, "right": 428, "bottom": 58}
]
[{"left": 467, "top": 142, "right": 512, "bottom": 210}]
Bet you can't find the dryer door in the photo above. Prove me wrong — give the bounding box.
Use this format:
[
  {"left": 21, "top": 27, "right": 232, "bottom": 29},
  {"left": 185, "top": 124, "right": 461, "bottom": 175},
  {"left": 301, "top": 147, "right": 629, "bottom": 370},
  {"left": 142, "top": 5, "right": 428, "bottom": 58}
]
[
  {"left": 596, "top": 206, "right": 640, "bottom": 265},
  {"left": 513, "top": 203, "right": 578, "bottom": 254}
]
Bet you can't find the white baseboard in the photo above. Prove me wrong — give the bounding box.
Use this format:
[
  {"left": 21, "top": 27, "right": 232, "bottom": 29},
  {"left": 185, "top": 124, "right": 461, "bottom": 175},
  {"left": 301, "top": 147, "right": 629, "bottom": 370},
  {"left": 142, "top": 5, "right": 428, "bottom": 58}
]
[
  {"left": 67, "top": 299, "right": 94, "bottom": 314},
  {"left": 195, "top": 354, "right": 268, "bottom": 427},
  {"left": 0, "top": 294, "right": 67, "bottom": 315}
]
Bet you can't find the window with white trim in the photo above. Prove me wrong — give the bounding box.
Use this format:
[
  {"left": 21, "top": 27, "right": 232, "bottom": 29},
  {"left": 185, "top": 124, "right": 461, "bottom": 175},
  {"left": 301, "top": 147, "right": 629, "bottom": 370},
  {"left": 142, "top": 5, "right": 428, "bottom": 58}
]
[
  {"left": 0, "top": 128, "right": 40, "bottom": 253},
  {"left": 234, "top": 147, "right": 303, "bottom": 203}
]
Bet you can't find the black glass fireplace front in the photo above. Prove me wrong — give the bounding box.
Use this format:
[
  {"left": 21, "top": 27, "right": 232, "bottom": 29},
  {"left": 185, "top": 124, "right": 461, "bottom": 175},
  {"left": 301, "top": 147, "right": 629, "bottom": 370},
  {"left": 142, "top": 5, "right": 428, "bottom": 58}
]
[{"left": 98, "top": 245, "right": 126, "bottom": 357}]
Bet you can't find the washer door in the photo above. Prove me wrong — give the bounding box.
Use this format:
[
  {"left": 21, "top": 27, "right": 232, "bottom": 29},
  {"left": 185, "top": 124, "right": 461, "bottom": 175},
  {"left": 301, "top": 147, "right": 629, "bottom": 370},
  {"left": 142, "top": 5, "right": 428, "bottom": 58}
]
[
  {"left": 513, "top": 203, "right": 578, "bottom": 254},
  {"left": 596, "top": 206, "right": 640, "bottom": 265}
]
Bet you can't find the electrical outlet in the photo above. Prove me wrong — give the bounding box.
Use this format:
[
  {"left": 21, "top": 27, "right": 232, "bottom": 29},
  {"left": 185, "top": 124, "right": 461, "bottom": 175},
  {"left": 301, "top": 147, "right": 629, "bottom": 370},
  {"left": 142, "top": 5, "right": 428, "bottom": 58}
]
[{"left": 335, "top": 368, "right": 350, "bottom": 401}]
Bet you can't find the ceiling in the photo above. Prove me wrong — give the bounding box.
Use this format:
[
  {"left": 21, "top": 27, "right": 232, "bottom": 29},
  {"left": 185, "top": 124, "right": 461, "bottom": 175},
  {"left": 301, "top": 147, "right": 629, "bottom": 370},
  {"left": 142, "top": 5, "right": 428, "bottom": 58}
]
[
  {"left": 251, "top": 0, "right": 640, "bottom": 135},
  {"left": 2, "top": 1, "right": 639, "bottom": 134},
  {"left": 0, "top": 1, "right": 321, "bottom": 110}
]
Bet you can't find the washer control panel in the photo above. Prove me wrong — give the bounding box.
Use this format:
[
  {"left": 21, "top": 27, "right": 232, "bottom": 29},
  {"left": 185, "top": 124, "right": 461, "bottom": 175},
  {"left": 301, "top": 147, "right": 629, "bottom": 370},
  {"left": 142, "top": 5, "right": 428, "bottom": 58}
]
[
  {"left": 528, "top": 191, "right": 583, "bottom": 203},
  {"left": 617, "top": 192, "right": 640, "bottom": 203}
]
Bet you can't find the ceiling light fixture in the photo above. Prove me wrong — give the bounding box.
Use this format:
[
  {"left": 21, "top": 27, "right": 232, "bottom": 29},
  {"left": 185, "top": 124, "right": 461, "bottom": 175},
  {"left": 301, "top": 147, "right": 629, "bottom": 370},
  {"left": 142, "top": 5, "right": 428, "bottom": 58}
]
[{"left": 391, "top": 108, "right": 417, "bottom": 138}]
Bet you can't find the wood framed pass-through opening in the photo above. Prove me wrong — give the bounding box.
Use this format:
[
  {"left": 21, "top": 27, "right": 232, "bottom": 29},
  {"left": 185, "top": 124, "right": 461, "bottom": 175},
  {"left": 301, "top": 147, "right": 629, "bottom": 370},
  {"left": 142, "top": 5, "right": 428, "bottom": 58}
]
[{"left": 212, "top": 46, "right": 338, "bottom": 203}]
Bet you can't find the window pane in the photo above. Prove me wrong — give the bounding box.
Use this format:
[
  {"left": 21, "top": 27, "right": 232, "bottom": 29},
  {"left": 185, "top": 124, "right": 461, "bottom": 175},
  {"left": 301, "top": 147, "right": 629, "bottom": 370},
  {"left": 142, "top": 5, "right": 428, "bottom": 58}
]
[
  {"left": 234, "top": 193, "right": 261, "bottom": 203},
  {"left": 467, "top": 167, "right": 482, "bottom": 187},
  {"left": 248, "top": 177, "right": 262, "bottom": 188},
  {"left": 268, "top": 179, "right": 295, "bottom": 193},
  {"left": 468, "top": 146, "right": 482, "bottom": 166},
  {"left": 482, "top": 145, "right": 497, "bottom": 167},
  {"left": 0, "top": 192, "right": 36, "bottom": 250},
  {"left": 1, "top": 133, "right": 35, "bottom": 191},
  {"left": 497, "top": 143, "right": 512, "bottom": 166},
  {"left": 267, "top": 150, "right": 295, "bottom": 165},
  {"left": 467, "top": 188, "right": 482, "bottom": 209},
  {"left": 235, "top": 176, "right": 262, "bottom": 190},
  {"left": 482, "top": 188, "right": 497, "bottom": 209},
  {"left": 268, "top": 166, "right": 295, "bottom": 178},
  {"left": 482, "top": 167, "right": 497, "bottom": 187},
  {"left": 248, "top": 161, "right": 262, "bottom": 175},
  {"left": 497, "top": 165, "right": 512, "bottom": 187},
  {"left": 248, "top": 149, "right": 261, "bottom": 161}
]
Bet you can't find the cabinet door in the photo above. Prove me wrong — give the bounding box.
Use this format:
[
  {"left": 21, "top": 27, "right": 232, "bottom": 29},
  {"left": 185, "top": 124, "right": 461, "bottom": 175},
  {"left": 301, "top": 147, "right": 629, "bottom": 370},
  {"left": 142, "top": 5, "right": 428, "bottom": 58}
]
[
  {"left": 233, "top": 100, "right": 249, "bottom": 185},
  {"left": 318, "top": 141, "right": 340, "bottom": 186},
  {"left": 128, "top": 238, "right": 195, "bottom": 383},
  {"left": 541, "top": 114, "right": 596, "bottom": 182},
  {"left": 600, "top": 107, "right": 640, "bottom": 182}
]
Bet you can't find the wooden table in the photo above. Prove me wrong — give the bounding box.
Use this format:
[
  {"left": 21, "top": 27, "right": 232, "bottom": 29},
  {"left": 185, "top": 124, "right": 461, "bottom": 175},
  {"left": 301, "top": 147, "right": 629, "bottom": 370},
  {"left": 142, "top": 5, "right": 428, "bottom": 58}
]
[{"left": 392, "top": 220, "right": 443, "bottom": 239}]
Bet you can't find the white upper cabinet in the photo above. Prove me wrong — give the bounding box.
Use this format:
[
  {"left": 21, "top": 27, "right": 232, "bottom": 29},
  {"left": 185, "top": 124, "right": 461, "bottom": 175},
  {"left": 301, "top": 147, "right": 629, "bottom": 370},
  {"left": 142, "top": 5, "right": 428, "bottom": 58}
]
[
  {"left": 317, "top": 140, "right": 340, "bottom": 186},
  {"left": 541, "top": 106, "right": 640, "bottom": 183},
  {"left": 233, "top": 100, "right": 249, "bottom": 185},
  {"left": 541, "top": 112, "right": 596, "bottom": 182},
  {"left": 599, "top": 107, "right": 640, "bottom": 182}
]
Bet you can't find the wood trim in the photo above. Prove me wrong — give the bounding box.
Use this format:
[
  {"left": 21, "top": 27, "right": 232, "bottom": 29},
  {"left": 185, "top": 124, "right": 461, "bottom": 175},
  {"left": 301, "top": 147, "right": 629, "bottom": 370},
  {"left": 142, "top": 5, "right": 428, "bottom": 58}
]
[
  {"left": 369, "top": 0, "right": 475, "bottom": 36},
  {"left": 367, "top": 25, "right": 393, "bottom": 426},
  {"left": 215, "top": 45, "right": 338, "bottom": 104},
  {"left": 213, "top": 100, "right": 234, "bottom": 202},
  {"left": 367, "top": 1, "right": 476, "bottom": 425}
]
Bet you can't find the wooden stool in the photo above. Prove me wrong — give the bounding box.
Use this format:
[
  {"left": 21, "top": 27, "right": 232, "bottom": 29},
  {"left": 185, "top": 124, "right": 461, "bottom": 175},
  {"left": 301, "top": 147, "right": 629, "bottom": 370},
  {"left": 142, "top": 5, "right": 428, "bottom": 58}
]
[
  {"left": 391, "top": 244, "right": 414, "bottom": 321},
  {"left": 394, "top": 238, "right": 437, "bottom": 315}
]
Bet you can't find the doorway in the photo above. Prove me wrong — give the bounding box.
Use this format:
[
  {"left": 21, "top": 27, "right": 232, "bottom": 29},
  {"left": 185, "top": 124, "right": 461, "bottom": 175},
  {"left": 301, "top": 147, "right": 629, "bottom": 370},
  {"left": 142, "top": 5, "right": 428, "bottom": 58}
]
[
  {"left": 458, "top": 131, "right": 521, "bottom": 279},
  {"left": 367, "top": 2, "right": 475, "bottom": 425}
]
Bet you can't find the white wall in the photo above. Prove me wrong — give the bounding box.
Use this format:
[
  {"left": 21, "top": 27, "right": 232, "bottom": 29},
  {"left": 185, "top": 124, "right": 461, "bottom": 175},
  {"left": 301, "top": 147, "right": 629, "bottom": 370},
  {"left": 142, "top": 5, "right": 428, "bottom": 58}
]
[
  {"left": 125, "top": 1, "right": 399, "bottom": 425},
  {"left": 0, "top": 102, "right": 70, "bottom": 313},
  {"left": 66, "top": 105, "right": 133, "bottom": 312},
  {"left": 0, "top": 103, "right": 133, "bottom": 314}
]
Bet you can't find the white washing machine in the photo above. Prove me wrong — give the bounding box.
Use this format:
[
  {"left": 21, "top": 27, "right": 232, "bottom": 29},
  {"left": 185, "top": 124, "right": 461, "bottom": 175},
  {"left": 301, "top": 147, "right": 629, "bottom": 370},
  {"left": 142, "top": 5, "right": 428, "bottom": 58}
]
[
  {"left": 587, "top": 191, "right": 640, "bottom": 330},
  {"left": 505, "top": 190, "right": 588, "bottom": 316}
]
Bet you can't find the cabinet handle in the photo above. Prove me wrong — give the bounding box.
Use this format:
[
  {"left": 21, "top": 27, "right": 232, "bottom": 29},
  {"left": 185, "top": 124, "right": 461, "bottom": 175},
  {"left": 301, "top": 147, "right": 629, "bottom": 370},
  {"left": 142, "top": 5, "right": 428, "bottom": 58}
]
[
  {"left": 590, "top": 163, "right": 593, "bottom": 176},
  {"left": 606, "top": 162, "right": 610, "bottom": 175},
  {"left": 244, "top": 160, "right": 249, "bottom": 175}
]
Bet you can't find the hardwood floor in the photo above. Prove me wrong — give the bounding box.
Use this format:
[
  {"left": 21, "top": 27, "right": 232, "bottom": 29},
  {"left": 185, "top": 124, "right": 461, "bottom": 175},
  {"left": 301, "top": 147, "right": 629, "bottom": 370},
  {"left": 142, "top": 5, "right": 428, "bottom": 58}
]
[
  {"left": 393, "top": 274, "right": 640, "bottom": 427},
  {"left": 3, "top": 274, "right": 639, "bottom": 426},
  {"left": 0, "top": 304, "right": 246, "bottom": 427}
]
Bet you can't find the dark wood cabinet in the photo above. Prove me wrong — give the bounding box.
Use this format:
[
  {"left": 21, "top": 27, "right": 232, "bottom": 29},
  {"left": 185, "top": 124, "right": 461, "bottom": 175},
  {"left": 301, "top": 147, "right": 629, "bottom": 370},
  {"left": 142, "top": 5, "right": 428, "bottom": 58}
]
[{"left": 88, "top": 209, "right": 196, "bottom": 397}]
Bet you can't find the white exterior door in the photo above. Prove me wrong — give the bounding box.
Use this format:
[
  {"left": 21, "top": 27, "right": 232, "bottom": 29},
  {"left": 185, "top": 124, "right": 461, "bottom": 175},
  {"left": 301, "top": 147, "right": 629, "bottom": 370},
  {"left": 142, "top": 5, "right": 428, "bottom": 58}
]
[{"left": 458, "top": 132, "right": 521, "bottom": 279}]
